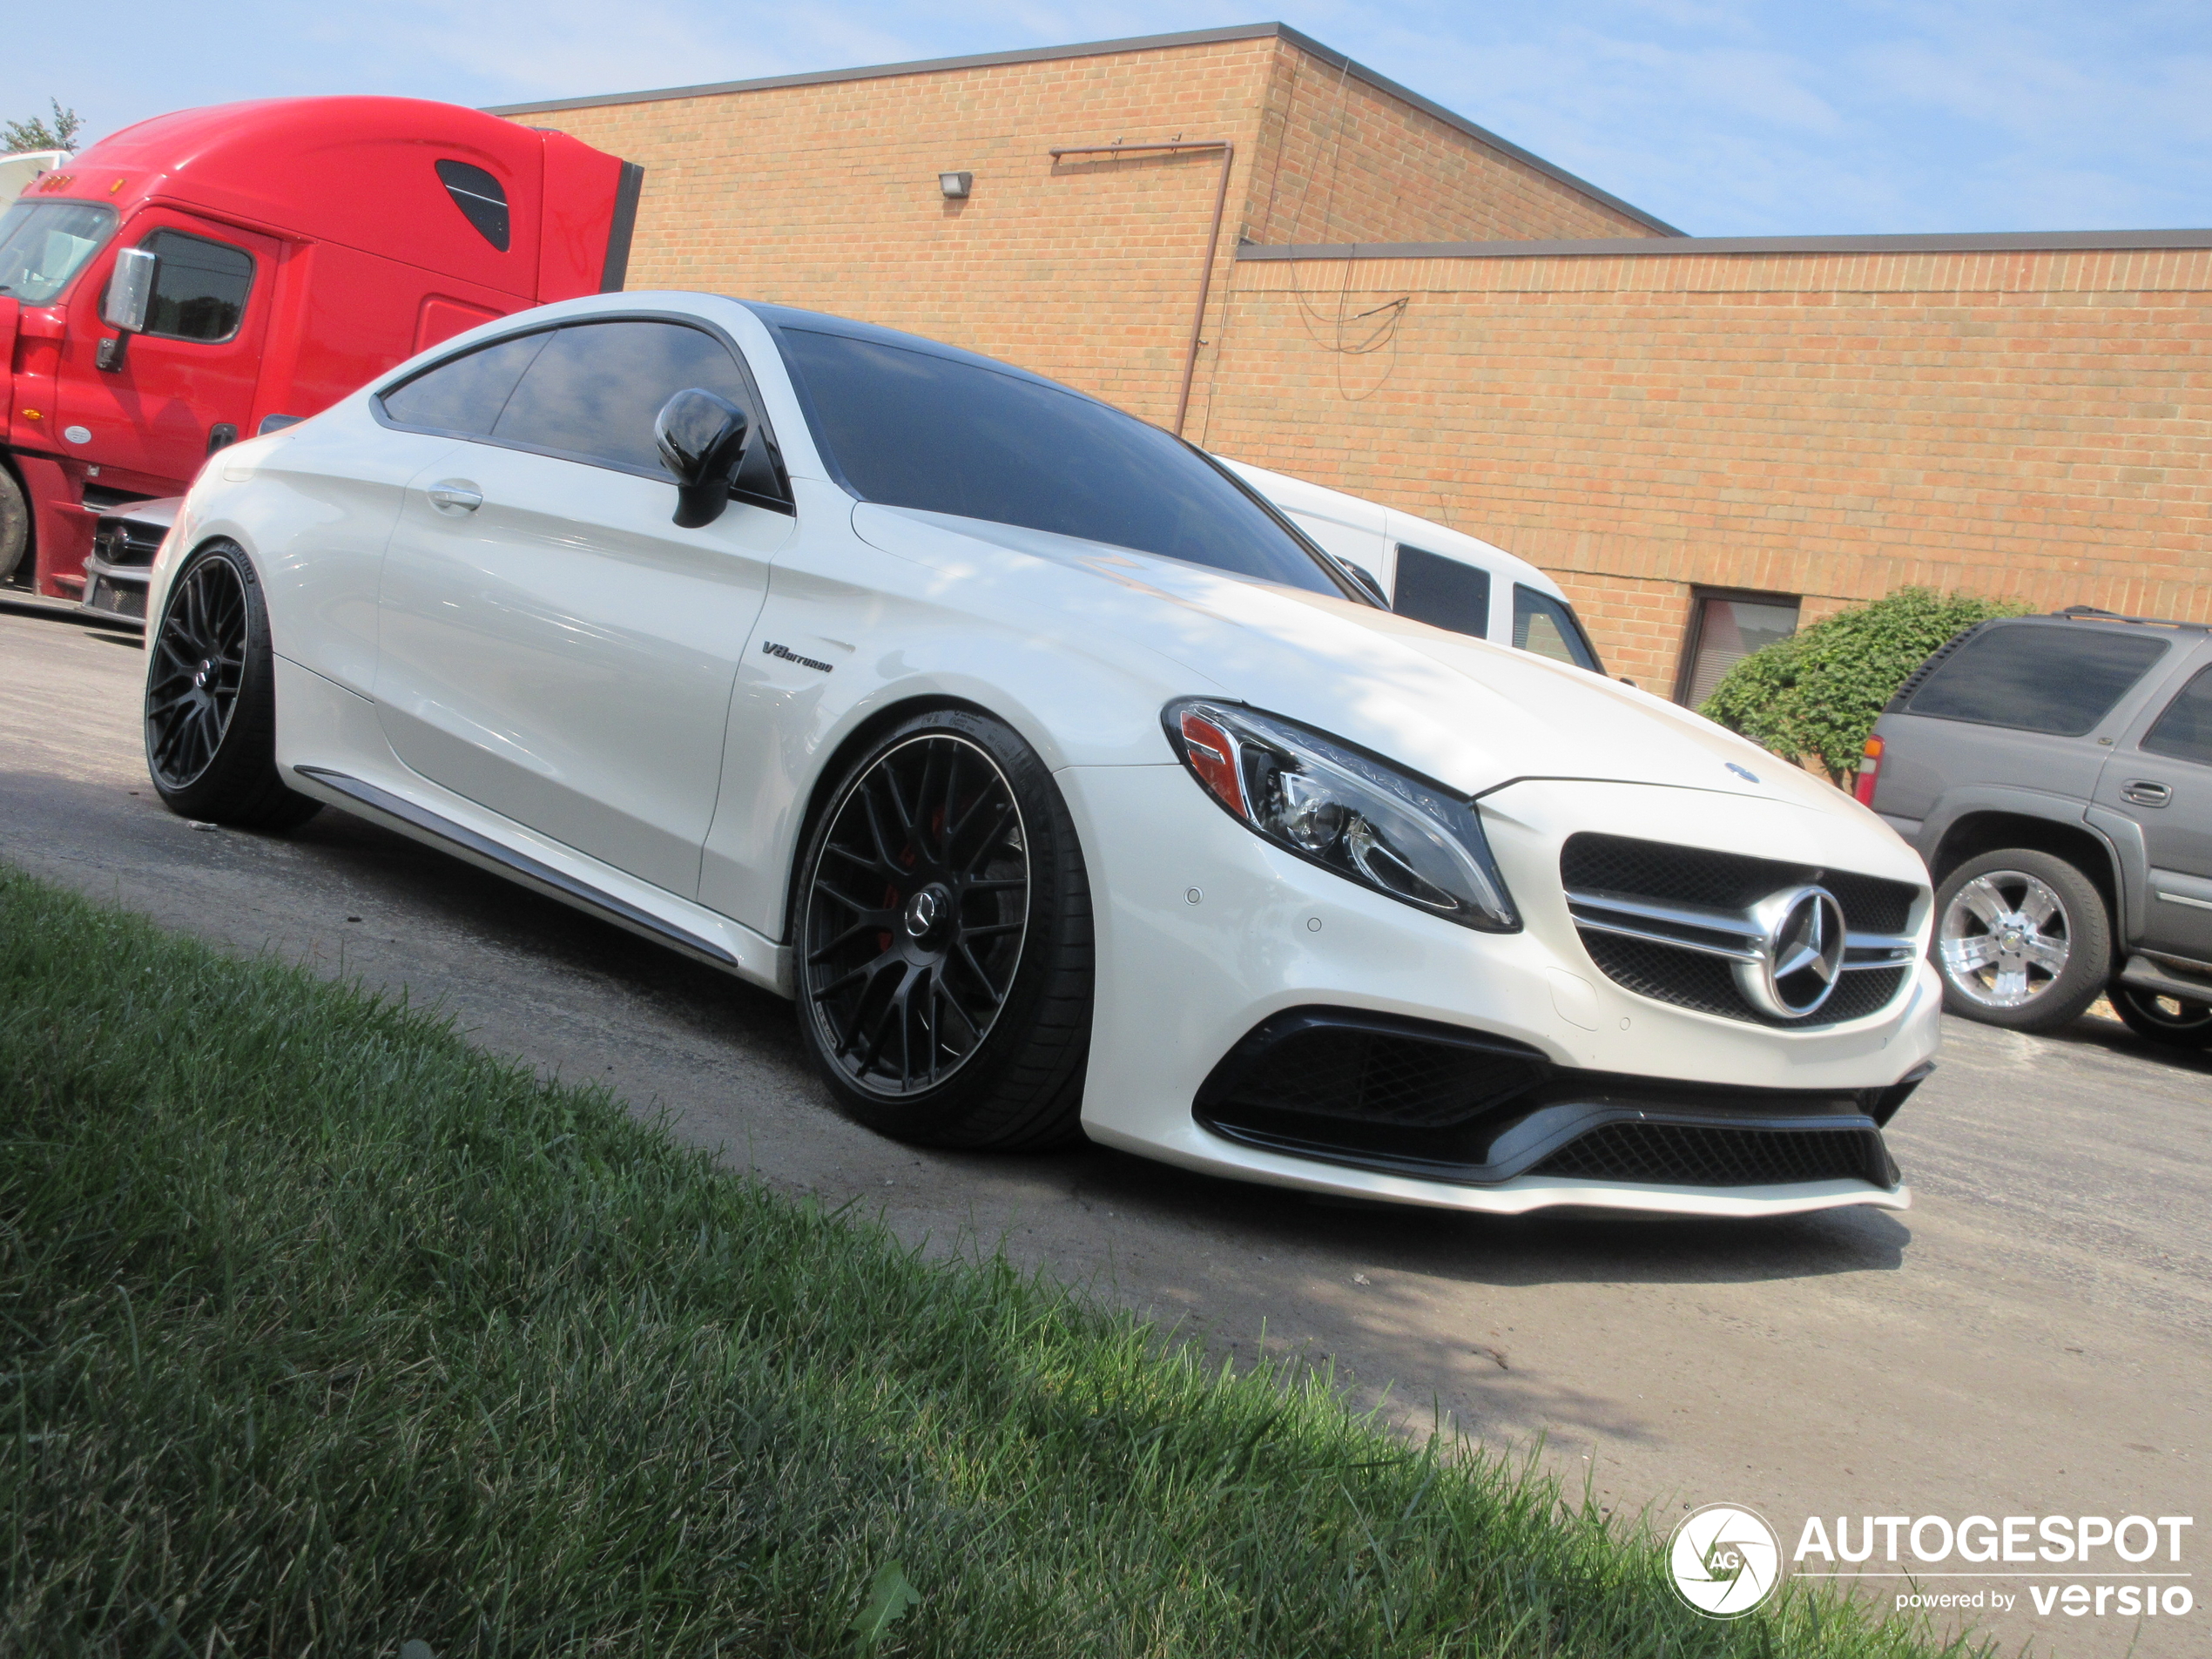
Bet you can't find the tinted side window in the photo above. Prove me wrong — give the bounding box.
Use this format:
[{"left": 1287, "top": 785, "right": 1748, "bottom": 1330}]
[
  {"left": 1907, "top": 625, "right": 2169, "bottom": 736},
  {"left": 380, "top": 331, "right": 551, "bottom": 435},
  {"left": 435, "top": 159, "right": 510, "bottom": 252},
  {"left": 141, "top": 230, "right": 253, "bottom": 342},
  {"left": 493, "top": 320, "right": 759, "bottom": 475},
  {"left": 1514, "top": 584, "right": 1602, "bottom": 671},
  {"left": 1393, "top": 544, "right": 1490, "bottom": 638},
  {"left": 2142, "top": 666, "right": 2212, "bottom": 766},
  {"left": 778, "top": 327, "right": 1340, "bottom": 595}
]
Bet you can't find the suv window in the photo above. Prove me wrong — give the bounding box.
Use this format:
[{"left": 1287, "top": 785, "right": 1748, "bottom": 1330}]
[
  {"left": 1513, "top": 583, "right": 1602, "bottom": 671},
  {"left": 775, "top": 326, "right": 1345, "bottom": 596},
  {"left": 140, "top": 230, "right": 253, "bottom": 342},
  {"left": 1393, "top": 544, "right": 1488, "bottom": 638},
  {"left": 492, "top": 320, "right": 761, "bottom": 477},
  {"left": 379, "top": 330, "right": 552, "bottom": 435},
  {"left": 2141, "top": 666, "right": 2212, "bottom": 766},
  {"left": 1907, "top": 624, "right": 2169, "bottom": 736}
]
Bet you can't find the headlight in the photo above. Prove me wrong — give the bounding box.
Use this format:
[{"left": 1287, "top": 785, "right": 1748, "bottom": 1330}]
[{"left": 1163, "top": 699, "right": 1519, "bottom": 932}]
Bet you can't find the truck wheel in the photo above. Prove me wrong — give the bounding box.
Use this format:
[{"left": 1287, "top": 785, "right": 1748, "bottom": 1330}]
[
  {"left": 144, "top": 542, "right": 322, "bottom": 832},
  {"left": 793, "top": 709, "right": 1093, "bottom": 1150},
  {"left": 1932, "top": 848, "right": 2109, "bottom": 1032},
  {"left": 0, "top": 466, "right": 28, "bottom": 588},
  {"left": 2108, "top": 984, "right": 2212, "bottom": 1050}
]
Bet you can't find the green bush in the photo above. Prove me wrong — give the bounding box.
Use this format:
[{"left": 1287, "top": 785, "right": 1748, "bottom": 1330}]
[{"left": 1700, "top": 587, "right": 2032, "bottom": 786}]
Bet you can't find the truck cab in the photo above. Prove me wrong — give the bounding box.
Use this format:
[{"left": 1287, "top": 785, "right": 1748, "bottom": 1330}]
[{"left": 1, "top": 98, "right": 641, "bottom": 609}]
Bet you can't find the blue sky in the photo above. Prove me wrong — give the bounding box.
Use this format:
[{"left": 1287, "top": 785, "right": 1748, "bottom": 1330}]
[{"left": 7, "top": 2, "right": 2208, "bottom": 235}]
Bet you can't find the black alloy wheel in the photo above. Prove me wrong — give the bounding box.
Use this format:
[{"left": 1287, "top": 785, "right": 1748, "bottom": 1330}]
[
  {"left": 147, "top": 553, "right": 250, "bottom": 790},
  {"left": 795, "top": 710, "right": 1093, "bottom": 1150},
  {"left": 143, "top": 543, "right": 321, "bottom": 831},
  {"left": 2108, "top": 982, "right": 2212, "bottom": 1050}
]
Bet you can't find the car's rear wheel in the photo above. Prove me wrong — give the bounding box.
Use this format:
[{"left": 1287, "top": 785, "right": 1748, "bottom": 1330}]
[
  {"left": 145, "top": 543, "right": 321, "bottom": 831},
  {"left": 794, "top": 709, "right": 1092, "bottom": 1150},
  {"left": 1932, "top": 848, "right": 2109, "bottom": 1032},
  {"left": 2107, "top": 983, "right": 2212, "bottom": 1049}
]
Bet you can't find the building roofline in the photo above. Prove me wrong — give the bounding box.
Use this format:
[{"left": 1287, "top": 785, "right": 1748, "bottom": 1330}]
[
  {"left": 1238, "top": 227, "right": 2212, "bottom": 260},
  {"left": 482, "top": 21, "right": 1684, "bottom": 238}
]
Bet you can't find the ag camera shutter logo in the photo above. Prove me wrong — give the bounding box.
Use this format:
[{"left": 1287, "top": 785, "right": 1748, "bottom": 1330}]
[{"left": 1669, "top": 1504, "right": 1783, "bottom": 1617}]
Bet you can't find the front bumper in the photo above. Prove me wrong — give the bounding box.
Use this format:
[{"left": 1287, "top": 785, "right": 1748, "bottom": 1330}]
[{"left": 1060, "top": 765, "right": 1940, "bottom": 1217}]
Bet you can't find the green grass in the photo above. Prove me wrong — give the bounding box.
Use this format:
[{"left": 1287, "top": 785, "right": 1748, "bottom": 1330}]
[{"left": 0, "top": 864, "right": 1984, "bottom": 1657}]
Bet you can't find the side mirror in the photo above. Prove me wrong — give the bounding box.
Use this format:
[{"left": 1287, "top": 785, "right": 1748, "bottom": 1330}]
[
  {"left": 101, "top": 246, "right": 158, "bottom": 333},
  {"left": 1339, "top": 558, "right": 1388, "bottom": 608},
  {"left": 654, "top": 388, "right": 750, "bottom": 529}
]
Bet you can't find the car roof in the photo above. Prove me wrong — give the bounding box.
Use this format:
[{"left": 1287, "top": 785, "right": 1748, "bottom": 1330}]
[{"left": 737, "top": 300, "right": 1082, "bottom": 399}]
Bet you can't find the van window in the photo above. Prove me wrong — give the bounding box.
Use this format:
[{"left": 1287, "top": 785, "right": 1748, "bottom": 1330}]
[
  {"left": 436, "top": 160, "right": 510, "bottom": 252},
  {"left": 2141, "top": 666, "right": 2212, "bottom": 766},
  {"left": 1514, "top": 583, "right": 1602, "bottom": 671},
  {"left": 139, "top": 230, "right": 254, "bottom": 342},
  {"left": 1906, "top": 624, "right": 2169, "bottom": 736},
  {"left": 1393, "top": 544, "right": 1489, "bottom": 638},
  {"left": 379, "top": 330, "right": 552, "bottom": 435}
]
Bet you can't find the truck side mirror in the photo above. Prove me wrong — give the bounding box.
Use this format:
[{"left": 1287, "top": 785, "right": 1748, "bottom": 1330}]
[
  {"left": 101, "top": 247, "right": 158, "bottom": 334},
  {"left": 654, "top": 388, "right": 750, "bottom": 529}
]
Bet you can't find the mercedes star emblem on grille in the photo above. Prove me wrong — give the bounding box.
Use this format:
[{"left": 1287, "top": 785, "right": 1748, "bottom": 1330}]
[{"left": 1737, "top": 886, "right": 1849, "bottom": 1019}]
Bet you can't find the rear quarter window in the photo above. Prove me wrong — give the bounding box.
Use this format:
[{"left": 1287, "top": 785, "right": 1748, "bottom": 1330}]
[{"left": 1905, "top": 624, "right": 2170, "bottom": 736}]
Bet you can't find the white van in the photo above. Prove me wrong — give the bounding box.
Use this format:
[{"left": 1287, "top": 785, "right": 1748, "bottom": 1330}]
[{"left": 1222, "top": 457, "right": 1606, "bottom": 673}]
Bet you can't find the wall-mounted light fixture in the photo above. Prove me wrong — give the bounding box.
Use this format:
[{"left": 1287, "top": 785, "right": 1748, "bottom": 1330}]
[{"left": 939, "top": 171, "right": 973, "bottom": 199}]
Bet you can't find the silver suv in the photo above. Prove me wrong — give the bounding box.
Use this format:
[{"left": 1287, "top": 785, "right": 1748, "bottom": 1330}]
[{"left": 1864, "top": 607, "right": 2212, "bottom": 1047}]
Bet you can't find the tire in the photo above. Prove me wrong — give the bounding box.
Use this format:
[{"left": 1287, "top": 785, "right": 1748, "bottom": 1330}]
[
  {"left": 2108, "top": 982, "right": 2212, "bottom": 1050},
  {"left": 144, "top": 542, "right": 322, "bottom": 832},
  {"left": 792, "top": 708, "right": 1093, "bottom": 1150},
  {"left": 0, "top": 464, "right": 29, "bottom": 588},
  {"left": 1932, "top": 848, "right": 2109, "bottom": 1032}
]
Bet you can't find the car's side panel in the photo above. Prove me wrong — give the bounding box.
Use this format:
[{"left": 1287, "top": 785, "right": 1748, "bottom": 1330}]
[{"left": 373, "top": 445, "right": 791, "bottom": 899}]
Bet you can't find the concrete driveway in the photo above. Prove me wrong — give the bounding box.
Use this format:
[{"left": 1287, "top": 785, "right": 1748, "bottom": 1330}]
[{"left": 3, "top": 601, "right": 2205, "bottom": 1656}]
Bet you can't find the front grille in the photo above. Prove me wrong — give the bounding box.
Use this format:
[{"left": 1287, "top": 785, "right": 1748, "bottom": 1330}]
[
  {"left": 1562, "top": 833, "right": 1919, "bottom": 1026},
  {"left": 93, "top": 521, "right": 166, "bottom": 569},
  {"left": 1533, "top": 1122, "right": 1894, "bottom": 1188},
  {"left": 1217, "top": 1022, "right": 1543, "bottom": 1130}
]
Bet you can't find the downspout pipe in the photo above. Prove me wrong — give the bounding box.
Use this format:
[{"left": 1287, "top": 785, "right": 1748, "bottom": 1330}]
[{"left": 1049, "top": 140, "right": 1234, "bottom": 436}]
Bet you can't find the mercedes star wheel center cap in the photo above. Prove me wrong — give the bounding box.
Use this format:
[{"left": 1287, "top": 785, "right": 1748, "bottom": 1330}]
[
  {"left": 902, "top": 886, "right": 947, "bottom": 941},
  {"left": 1734, "top": 885, "right": 1848, "bottom": 1019}
]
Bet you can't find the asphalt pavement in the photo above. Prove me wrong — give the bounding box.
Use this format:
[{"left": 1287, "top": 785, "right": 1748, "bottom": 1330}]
[{"left": 3, "top": 600, "right": 2205, "bottom": 1656}]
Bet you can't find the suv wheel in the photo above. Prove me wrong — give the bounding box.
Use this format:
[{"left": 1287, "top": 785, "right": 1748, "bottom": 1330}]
[
  {"left": 792, "top": 709, "right": 1094, "bottom": 1150},
  {"left": 2107, "top": 984, "right": 2212, "bottom": 1050},
  {"left": 1933, "top": 848, "right": 2110, "bottom": 1032}
]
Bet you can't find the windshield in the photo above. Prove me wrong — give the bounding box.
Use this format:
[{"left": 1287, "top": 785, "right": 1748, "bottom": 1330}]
[
  {"left": 773, "top": 325, "right": 1350, "bottom": 597},
  {"left": 0, "top": 199, "right": 117, "bottom": 304}
]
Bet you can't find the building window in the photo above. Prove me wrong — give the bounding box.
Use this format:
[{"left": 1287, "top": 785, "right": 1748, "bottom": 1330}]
[{"left": 1676, "top": 589, "right": 1801, "bottom": 707}]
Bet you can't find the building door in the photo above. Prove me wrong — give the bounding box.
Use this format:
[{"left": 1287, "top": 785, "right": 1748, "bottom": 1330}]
[
  {"left": 61, "top": 215, "right": 278, "bottom": 489},
  {"left": 1676, "top": 589, "right": 1800, "bottom": 706}
]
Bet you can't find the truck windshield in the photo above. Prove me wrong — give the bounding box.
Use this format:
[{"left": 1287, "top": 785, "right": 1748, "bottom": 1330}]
[
  {"left": 772, "top": 324, "right": 1350, "bottom": 597},
  {"left": 0, "top": 200, "right": 117, "bottom": 304}
]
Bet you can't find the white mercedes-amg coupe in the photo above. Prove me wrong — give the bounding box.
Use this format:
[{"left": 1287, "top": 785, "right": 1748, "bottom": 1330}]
[{"left": 141, "top": 292, "right": 1942, "bottom": 1218}]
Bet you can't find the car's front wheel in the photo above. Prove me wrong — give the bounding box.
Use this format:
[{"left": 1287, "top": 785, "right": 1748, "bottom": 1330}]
[
  {"left": 2107, "top": 983, "right": 2212, "bottom": 1049},
  {"left": 793, "top": 709, "right": 1093, "bottom": 1150},
  {"left": 144, "top": 542, "right": 321, "bottom": 831},
  {"left": 1932, "top": 848, "right": 2109, "bottom": 1032}
]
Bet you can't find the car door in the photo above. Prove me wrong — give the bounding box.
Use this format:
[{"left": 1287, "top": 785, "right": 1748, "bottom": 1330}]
[
  {"left": 373, "top": 315, "right": 794, "bottom": 899},
  {"left": 63, "top": 214, "right": 279, "bottom": 486},
  {"left": 2095, "top": 645, "right": 2212, "bottom": 961}
]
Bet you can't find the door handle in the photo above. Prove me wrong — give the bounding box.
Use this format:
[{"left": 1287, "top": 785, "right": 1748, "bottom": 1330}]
[
  {"left": 2121, "top": 779, "right": 2172, "bottom": 807},
  {"left": 428, "top": 482, "right": 482, "bottom": 515}
]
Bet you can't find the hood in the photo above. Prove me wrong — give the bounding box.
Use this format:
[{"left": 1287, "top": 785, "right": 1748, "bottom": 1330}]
[{"left": 851, "top": 504, "right": 1852, "bottom": 817}]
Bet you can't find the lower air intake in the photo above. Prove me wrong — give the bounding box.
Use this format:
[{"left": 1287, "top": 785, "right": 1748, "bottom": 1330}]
[{"left": 1532, "top": 1122, "right": 1894, "bottom": 1188}]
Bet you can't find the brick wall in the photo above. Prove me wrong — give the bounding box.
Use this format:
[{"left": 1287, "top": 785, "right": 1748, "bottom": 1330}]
[{"left": 1198, "top": 248, "right": 2212, "bottom": 688}]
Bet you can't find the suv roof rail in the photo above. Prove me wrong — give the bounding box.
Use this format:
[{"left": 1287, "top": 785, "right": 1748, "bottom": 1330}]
[{"left": 2052, "top": 604, "right": 2209, "bottom": 634}]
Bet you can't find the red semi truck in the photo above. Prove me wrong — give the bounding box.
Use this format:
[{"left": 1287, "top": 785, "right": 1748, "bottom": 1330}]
[{"left": 0, "top": 97, "right": 641, "bottom": 612}]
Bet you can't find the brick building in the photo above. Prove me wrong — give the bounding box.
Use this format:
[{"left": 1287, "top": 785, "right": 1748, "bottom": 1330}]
[{"left": 494, "top": 22, "right": 2212, "bottom": 695}]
